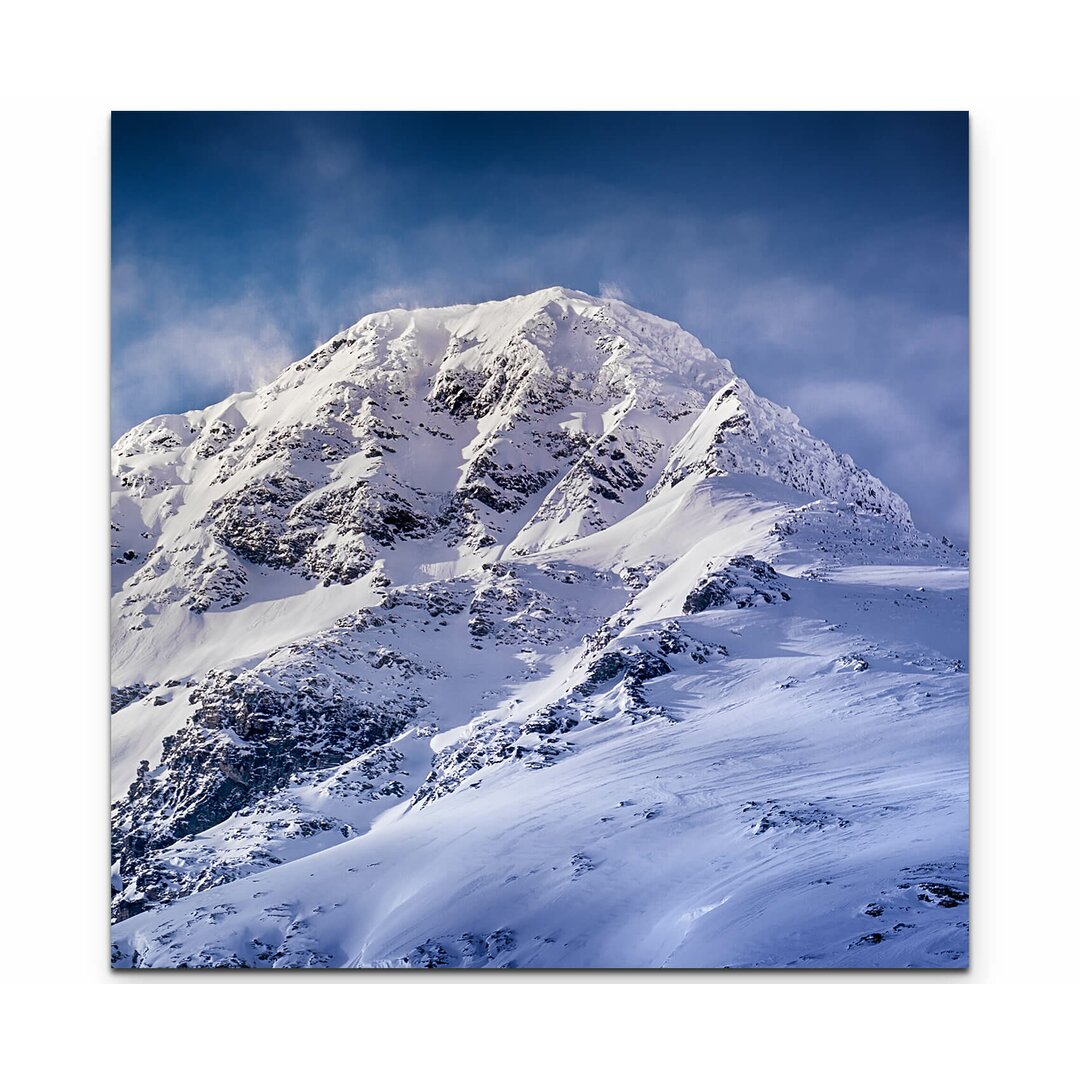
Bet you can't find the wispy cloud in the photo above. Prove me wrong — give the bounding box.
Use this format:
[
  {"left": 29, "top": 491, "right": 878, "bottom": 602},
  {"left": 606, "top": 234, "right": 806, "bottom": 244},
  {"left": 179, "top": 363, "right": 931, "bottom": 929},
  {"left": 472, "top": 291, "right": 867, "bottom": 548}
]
[{"left": 111, "top": 275, "right": 296, "bottom": 438}]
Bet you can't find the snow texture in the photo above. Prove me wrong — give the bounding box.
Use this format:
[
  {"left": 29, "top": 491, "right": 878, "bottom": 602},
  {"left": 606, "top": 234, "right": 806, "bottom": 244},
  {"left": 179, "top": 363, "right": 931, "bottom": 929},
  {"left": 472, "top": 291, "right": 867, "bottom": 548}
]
[{"left": 110, "top": 286, "right": 967, "bottom": 969}]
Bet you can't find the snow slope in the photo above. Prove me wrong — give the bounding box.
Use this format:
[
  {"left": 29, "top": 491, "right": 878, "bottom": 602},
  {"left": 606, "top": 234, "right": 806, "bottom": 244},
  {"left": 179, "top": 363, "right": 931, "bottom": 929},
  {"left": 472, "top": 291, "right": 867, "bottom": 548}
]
[{"left": 110, "top": 286, "right": 968, "bottom": 968}]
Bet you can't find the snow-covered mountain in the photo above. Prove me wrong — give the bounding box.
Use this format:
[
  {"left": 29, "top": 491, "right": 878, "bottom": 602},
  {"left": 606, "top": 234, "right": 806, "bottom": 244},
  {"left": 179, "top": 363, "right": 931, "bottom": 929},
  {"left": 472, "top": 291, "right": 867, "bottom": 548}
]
[{"left": 110, "top": 286, "right": 968, "bottom": 968}]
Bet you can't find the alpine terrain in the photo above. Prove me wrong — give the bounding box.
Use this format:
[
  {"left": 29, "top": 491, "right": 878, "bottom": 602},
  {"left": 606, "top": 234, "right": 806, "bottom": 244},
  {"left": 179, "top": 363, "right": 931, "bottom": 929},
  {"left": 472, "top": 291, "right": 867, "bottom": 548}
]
[{"left": 110, "top": 287, "right": 968, "bottom": 969}]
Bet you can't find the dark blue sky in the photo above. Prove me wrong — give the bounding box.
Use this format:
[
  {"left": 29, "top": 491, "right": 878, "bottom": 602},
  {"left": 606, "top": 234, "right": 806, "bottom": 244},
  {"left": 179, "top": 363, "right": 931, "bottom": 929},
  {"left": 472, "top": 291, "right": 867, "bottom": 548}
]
[{"left": 112, "top": 112, "right": 968, "bottom": 538}]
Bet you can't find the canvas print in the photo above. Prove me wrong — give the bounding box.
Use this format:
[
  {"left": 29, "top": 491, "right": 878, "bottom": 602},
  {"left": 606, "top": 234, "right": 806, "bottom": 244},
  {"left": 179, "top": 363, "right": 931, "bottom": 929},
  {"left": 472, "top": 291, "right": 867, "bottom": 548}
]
[{"left": 110, "top": 112, "right": 969, "bottom": 969}]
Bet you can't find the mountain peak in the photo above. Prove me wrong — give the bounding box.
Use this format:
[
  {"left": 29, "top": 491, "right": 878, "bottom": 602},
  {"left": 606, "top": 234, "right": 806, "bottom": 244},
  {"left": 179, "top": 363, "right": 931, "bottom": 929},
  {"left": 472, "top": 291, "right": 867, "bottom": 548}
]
[{"left": 112, "top": 287, "right": 938, "bottom": 656}]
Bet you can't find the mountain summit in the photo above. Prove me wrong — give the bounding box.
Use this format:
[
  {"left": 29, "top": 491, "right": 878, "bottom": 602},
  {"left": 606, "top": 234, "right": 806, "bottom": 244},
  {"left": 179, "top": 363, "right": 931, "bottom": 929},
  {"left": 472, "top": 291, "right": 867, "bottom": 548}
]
[{"left": 110, "top": 288, "right": 968, "bottom": 968}]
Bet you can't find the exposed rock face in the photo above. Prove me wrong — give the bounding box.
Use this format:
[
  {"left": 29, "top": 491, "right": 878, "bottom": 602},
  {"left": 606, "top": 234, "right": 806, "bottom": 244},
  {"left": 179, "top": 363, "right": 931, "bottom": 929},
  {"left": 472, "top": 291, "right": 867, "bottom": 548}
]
[
  {"left": 112, "top": 660, "right": 424, "bottom": 919},
  {"left": 683, "top": 556, "right": 791, "bottom": 614}
]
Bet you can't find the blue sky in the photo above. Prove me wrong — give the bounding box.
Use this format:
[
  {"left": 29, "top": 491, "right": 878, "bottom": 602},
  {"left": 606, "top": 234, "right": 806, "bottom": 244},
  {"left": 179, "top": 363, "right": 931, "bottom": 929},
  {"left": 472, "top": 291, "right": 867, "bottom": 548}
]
[{"left": 112, "top": 112, "right": 968, "bottom": 539}]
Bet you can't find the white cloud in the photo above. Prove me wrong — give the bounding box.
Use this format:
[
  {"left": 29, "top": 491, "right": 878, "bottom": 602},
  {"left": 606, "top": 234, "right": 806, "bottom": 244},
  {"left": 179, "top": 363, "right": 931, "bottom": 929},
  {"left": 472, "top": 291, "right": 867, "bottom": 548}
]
[{"left": 112, "top": 292, "right": 297, "bottom": 437}]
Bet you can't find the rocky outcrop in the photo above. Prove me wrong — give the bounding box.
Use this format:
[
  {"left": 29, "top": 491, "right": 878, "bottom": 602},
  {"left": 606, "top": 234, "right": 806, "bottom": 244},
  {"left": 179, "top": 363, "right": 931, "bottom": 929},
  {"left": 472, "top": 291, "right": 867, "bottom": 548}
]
[{"left": 683, "top": 556, "right": 791, "bottom": 614}]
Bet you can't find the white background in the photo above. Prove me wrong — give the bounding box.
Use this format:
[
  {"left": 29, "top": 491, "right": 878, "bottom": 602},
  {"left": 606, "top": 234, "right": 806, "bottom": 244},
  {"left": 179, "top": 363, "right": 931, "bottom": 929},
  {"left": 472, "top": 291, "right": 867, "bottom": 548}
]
[{"left": 1, "top": 0, "right": 1076, "bottom": 1073}]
